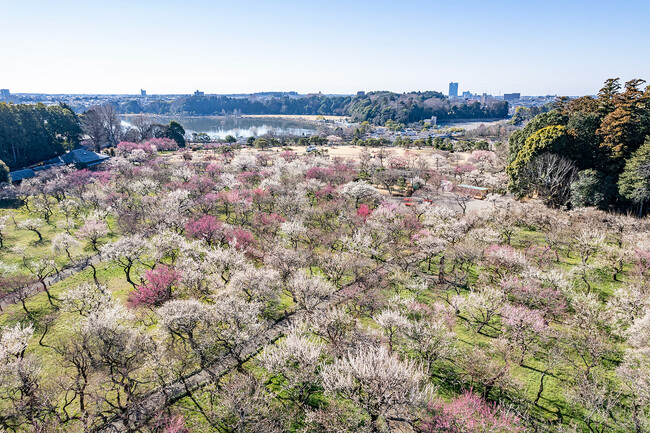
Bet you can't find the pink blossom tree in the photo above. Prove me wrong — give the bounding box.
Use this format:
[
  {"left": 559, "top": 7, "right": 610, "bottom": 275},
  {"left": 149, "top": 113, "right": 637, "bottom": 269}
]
[
  {"left": 184, "top": 215, "right": 224, "bottom": 246},
  {"left": 145, "top": 137, "right": 179, "bottom": 152},
  {"left": 129, "top": 265, "right": 181, "bottom": 307},
  {"left": 500, "top": 304, "right": 549, "bottom": 364},
  {"left": 357, "top": 203, "right": 372, "bottom": 220},
  {"left": 226, "top": 226, "right": 256, "bottom": 252},
  {"left": 420, "top": 390, "right": 525, "bottom": 433},
  {"left": 151, "top": 414, "right": 188, "bottom": 433}
]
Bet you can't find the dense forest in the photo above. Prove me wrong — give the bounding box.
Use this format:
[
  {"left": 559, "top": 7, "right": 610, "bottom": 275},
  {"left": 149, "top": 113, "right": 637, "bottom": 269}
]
[
  {"left": 506, "top": 78, "right": 650, "bottom": 213},
  {"left": 0, "top": 103, "right": 81, "bottom": 170},
  {"left": 118, "top": 91, "right": 509, "bottom": 125}
]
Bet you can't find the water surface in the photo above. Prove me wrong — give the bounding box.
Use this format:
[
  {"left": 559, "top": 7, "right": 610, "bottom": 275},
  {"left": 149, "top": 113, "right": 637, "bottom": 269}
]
[{"left": 121, "top": 115, "right": 317, "bottom": 140}]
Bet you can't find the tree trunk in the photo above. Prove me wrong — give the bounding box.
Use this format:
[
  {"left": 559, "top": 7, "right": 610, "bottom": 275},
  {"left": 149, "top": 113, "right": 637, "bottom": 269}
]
[
  {"left": 41, "top": 280, "right": 55, "bottom": 307},
  {"left": 125, "top": 264, "right": 136, "bottom": 288},
  {"left": 90, "top": 263, "right": 99, "bottom": 285},
  {"left": 21, "top": 298, "right": 30, "bottom": 315},
  {"left": 438, "top": 255, "right": 446, "bottom": 284},
  {"left": 535, "top": 370, "right": 548, "bottom": 405}
]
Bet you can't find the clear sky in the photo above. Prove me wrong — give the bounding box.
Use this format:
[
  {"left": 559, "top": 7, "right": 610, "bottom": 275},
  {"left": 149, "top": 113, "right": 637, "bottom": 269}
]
[{"left": 2, "top": 0, "right": 649, "bottom": 96}]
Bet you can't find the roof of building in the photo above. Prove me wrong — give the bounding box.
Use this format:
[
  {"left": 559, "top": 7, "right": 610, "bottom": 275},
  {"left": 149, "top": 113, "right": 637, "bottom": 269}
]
[
  {"left": 9, "top": 169, "right": 36, "bottom": 182},
  {"left": 45, "top": 149, "right": 110, "bottom": 166},
  {"left": 456, "top": 184, "right": 488, "bottom": 191}
]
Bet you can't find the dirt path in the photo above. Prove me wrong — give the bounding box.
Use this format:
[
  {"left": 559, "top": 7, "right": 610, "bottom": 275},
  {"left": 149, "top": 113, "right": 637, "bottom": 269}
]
[{"left": 0, "top": 254, "right": 101, "bottom": 311}]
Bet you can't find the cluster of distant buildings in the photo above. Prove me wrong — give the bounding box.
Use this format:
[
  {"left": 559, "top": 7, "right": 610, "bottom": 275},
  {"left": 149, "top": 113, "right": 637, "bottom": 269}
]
[
  {"left": 448, "top": 82, "right": 556, "bottom": 113},
  {"left": 0, "top": 89, "right": 179, "bottom": 113}
]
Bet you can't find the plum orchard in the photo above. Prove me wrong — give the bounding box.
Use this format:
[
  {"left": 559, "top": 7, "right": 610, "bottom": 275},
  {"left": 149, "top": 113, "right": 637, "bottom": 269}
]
[{"left": 0, "top": 146, "right": 648, "bottom": 432}]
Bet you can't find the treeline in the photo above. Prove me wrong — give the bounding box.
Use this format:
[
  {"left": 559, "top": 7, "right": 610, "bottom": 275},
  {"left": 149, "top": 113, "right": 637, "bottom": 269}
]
[
  {"left": 0, "top": 103, "right": 81, "bottom": 169},
  {"left": 347, "top": 91, "right": 509, "bottom": 124},
  {"left": 120, "top": 94, "right": 353, "bottom": 117},
  {"left": 506, "top": 78, "right": 650, "bottom": 212},
  {"left": 117, "top": 91, "right": 510, "bottom": 125}
]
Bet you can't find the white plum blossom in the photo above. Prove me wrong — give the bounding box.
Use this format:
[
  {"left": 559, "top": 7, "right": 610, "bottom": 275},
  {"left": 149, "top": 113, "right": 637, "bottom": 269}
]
[
  {"left": 0, "top": 323, "right": 34, "bottom": 361},
  {"left": 60, "top": 282, "right": 113, "bottom": 316},
  {"left": 320, "top": 345, "right": 430, "bottom": 430},
  {"left": 288, "top": 271, "right": 336, "bottom": 313},
  {"left": 340, "top": 180, "right": 381, "bottom": 205}
]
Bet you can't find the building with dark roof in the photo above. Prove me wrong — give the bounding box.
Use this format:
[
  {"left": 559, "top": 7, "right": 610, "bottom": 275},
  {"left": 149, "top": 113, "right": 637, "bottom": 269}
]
[
  {"left": 44, "top": 149, "right": 110, "bottom": 168},
  {"left": 9, "top": 149, "right": 110, "bottom": 184},
  {"left": 8, "top": 169, "right": 36, "bottom": 183}
]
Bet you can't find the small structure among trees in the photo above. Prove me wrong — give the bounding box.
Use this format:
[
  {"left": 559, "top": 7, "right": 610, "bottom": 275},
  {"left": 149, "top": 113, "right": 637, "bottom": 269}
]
[{"left": 455, "top": 184, "right": 488, "bottom": 199}]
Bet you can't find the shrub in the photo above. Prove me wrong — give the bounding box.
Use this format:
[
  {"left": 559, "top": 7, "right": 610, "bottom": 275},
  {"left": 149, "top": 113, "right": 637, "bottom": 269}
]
[{"left": 0, "top": 159, "right": 9, "bottom": 183}]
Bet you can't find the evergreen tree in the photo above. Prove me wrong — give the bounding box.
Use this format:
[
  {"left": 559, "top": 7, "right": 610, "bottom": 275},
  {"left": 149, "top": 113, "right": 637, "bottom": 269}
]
[
  {"left": 0, "top": 159, "right": 9, "bottom": 183},
  {"left": 165, "top": 121, "right": 186, "bottom": 147},
  {"left": 619, "top": 137, "right": 650, "bottom": 215}
]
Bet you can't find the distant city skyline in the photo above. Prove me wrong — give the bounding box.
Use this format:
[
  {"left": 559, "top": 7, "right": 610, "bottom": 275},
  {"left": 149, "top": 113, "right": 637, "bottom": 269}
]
[{"left": 2, "top": 0, "right": 649, "bottom": 97}]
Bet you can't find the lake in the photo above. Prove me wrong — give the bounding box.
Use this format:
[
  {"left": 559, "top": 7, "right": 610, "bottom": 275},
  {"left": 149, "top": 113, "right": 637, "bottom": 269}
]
[
  {"left": 121, "top": 116, "right": 318, "bottom": 140},
  {"left": 120, "top": 115, "right": 505, "bottom": 141}
]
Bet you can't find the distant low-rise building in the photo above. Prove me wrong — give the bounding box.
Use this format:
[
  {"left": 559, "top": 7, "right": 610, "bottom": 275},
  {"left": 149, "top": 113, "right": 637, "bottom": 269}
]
[
  {"left": 0, "top": 89, "right": 10, "bottom": 98},
  {"left": 503, "top": 93, "right": 521, "bottom": 102},
  {"left": 194, "top": 90, "right": 205, "bottom": 97}
]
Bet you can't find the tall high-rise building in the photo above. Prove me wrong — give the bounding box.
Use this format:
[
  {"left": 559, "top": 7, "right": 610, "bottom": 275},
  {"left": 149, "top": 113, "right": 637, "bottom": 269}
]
[
  {"left": 0, "top": 89, "right": 10, "bottom": 98},
  {"left": 140, "top": 89, "right": 146, "bottom": 96},
  {"left": 480, "top": 93, "right": 487, "bottom": 105},
  {"left": 448, "top": 82, "right": 458, "bottom": 97},
  {"left": 194, "top": 90, "right": 205, "bottom": 97}
]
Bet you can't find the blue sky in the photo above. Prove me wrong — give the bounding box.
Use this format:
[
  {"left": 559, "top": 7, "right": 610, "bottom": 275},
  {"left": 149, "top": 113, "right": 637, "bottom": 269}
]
[{"left": 2, "top": 0, "right": 649, "bottom": 96}]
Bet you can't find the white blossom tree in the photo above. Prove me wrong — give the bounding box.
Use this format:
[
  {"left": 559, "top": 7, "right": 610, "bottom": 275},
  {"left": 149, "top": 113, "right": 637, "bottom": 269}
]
[
  {"left": 258, "top": 323, "right": 324, "bottom": 406},
  {"left": 320, "top": 345, "right": 430, "bottom": 431}
]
